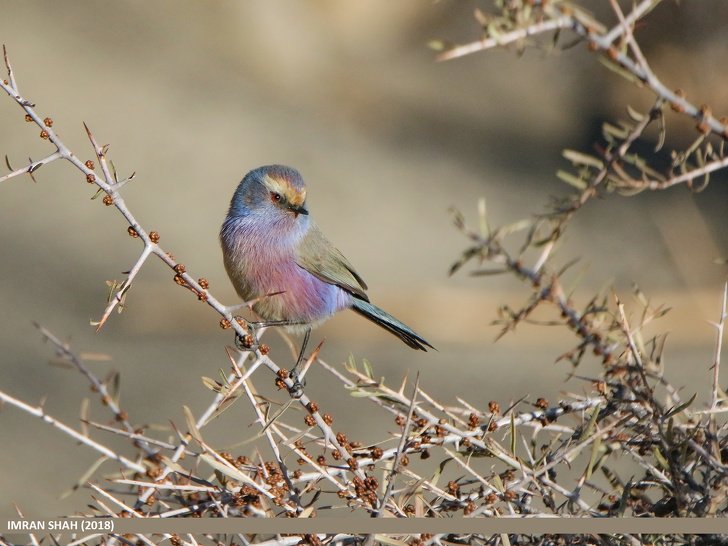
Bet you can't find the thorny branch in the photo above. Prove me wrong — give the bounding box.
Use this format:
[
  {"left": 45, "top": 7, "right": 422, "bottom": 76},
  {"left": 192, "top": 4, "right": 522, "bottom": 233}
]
[
  {"left": 2, "top": 0, "right": 728, "bottom": 543},
  {"left": 436, "top": 0, "right": 725, "bottom": 135},
  {"left": 437, "top": 0, "right": 728, "bottom": 219},
  {"left": 435, "top": 0, "right": 728, "bottom": 535},
  {"left": 0, "top": 45, "right": 368, "bottom": 514}
]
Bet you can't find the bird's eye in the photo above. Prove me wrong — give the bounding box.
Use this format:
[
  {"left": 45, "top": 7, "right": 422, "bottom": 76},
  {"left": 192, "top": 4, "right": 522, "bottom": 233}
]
[{"left": 270, "top": 192, "right": 282, "bottom": 203}]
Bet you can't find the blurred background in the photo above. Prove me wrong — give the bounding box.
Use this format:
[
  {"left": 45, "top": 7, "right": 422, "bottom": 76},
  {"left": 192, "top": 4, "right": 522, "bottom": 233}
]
[{"left": 0, "top": 1, "right": 726, "bottom": 519}]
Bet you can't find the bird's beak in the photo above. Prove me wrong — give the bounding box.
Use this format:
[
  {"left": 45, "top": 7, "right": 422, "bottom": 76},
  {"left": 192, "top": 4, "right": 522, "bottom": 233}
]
[{"left": 288, "top": 203, "right": 308, "bottom": 216}]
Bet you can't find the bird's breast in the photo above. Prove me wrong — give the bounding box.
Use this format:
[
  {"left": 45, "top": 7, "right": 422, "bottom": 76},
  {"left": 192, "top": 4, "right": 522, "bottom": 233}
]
[{"left": 221, "top": 217, "right": 351, "bottom": 323}]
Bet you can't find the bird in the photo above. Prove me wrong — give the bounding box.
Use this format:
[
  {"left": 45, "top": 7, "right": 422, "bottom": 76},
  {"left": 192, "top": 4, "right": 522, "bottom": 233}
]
[{"left": 220, "top": 165, "right": 433, "bottom": 376}]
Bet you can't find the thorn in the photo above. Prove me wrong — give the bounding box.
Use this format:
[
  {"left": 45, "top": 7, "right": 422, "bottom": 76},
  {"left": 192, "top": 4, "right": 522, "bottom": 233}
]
[
  {"left": 83, "top": 122, "right": 104, "bottom": 156},
  {"left": 115, "top": 171, "right": 137, "bottom": 189},
  {"left": 308, "top": 338, "right": 325, "bottom": 362},
  {"left": 3, "top": 44, "right": 15, "bottom": 87},
  {"left": 398, "top": 370, "right": 410, "bottom": 396},
  {"left": 93, "top": 317, "right": 108, "bottom": 333},
  {"left": 27, "top": 157, "right": 37, "bottom": 182},
  {"left": 297, "top": 338, "right": 326, "bottom": 383},
  {"left": 224, "top": 345, "right": 243, "bottom": 377}
]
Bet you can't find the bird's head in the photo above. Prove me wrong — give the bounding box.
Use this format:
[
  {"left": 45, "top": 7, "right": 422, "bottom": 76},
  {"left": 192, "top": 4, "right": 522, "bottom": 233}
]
[{"left": 228, "top": 165, "right": 309, "bottom": 220}]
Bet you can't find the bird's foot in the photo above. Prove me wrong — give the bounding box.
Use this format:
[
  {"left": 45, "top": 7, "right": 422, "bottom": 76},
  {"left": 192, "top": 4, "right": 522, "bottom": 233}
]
[
  {"left": 234, "top": 332, "right": 255, "bottom": 351},
  {"left": 287, "top": 369, "right": 305, "bottom": 399}
]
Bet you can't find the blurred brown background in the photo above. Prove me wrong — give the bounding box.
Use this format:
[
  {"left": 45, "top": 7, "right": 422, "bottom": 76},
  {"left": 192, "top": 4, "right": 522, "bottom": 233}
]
[{"left": 0, "top": 1, "right": 726, "bottom": 519}]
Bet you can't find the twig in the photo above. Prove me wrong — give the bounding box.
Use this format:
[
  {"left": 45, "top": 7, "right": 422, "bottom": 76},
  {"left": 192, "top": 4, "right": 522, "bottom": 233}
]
[
  {"left": 374, "top": 373, "right": 420, "bottom": 518},
  {"left": 436, "top": 16, "right": 572, "bottom": 62},
  {"left": 709, "top": 282, "right": 727, "bottom": 411},
  {"left": 239, "top": 372, "right": 302, "bottom": 512},
  {"left": 436, "top": 1, "right": 728, "bottom": 138},
  {"left": 33, "top": 323, "right": 157, "bottom": 457},
  {"left": 0, "top": 388, "right": 146, "bottom": 473},
  {"left": 0, "top": 47, "right": 367, "bottom": 513},
  {"left": 0, "top": 151, "right": 62, "bottom": 183}
]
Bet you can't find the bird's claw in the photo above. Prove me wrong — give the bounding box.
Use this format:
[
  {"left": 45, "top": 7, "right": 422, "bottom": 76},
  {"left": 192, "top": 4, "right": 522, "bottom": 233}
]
[
  {"left": 287, "top": 369, "right": 305, "bottom": 399},
  {"left": 234, "top": 332, "right": 255, "bottom": 351}
]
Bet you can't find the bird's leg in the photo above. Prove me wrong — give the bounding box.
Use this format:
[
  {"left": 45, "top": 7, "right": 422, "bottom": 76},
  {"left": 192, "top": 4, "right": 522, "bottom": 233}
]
[
  {"left": 291, "top": 327, "right": 311, "bottom": 376},
  {"left": 234, "top": 320, "right": 310, "bottom": 399},
  {"left": 234, "top": 319, "right": 307, "bottom": 349},
  {"left": 283, "top": 327, "right": 311, "bottom": 399}
]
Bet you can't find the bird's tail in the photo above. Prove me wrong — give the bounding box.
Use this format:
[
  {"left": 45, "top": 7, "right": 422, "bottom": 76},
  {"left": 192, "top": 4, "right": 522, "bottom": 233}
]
[{"left": 351, "top": 299, "right": 434, "bottom": 351}]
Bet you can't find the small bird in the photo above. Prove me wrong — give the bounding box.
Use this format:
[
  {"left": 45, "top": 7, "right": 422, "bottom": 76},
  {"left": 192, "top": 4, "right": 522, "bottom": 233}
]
[{"left": 220, "top": 165, "right": 433, "bottom": 374}]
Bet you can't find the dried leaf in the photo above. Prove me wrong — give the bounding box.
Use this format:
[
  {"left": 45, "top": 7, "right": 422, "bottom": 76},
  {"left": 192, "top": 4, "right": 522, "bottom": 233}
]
[
  {"left": 199, "top": 453, "right": 252, "bottom": 488},
  {"left": 374, "top": 536, "right": 409, "bottom": 546},
  {"left": 60, "top": 456, "right": 108, "bottom": 499},
  {"left": 449, "top": 246, "right": 482, "bottom": 277},
  {"left": 603, "top": 122, "right": 629, "bottom": 140},
  {"left": 183, "top": 405, "right": 203, "bottom": 444},
  {"left": 201, "top": 376, "right": 224, "bottom": 393}
]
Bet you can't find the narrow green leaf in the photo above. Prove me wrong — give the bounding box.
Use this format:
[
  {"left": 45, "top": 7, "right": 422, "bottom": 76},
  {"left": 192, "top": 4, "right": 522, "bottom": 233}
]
[
  {"left": 431, "top": 457, "right": 452, "bottom": 489},
  {"left": 626, "top": 105, "right": 645, "bottom": 122},
  {"left": 497, "top": 218, "right": 532, "bottom": 237},
  {"left": 108, "top": 371, "right": 121, "bottom": 405},
  {"left": 578, "top": 406, "right": 600, "bottom": 442},
  {"left": 478, "top": 197, "right": 489, "bottom": 238},
  {"left": 362, "top": 358, "right": 374, "bottom": 379},
  {"left": 664, "top": 393, "right": 696, "bottom": 419},
  {"left": 585, "top": 435, "right": 602, "bottom": 480},
  {"left": 556, "top": 170, "right": 587, "bottom": 189},
  {"left": 563, "top": 149, "right": 604, "bottom": 170},
  {"left": 598, "top": 56, "right": 641, "bottom": 84},
  {"left": 652, "top": 446, "right": 669, "bottom": 471},
  {"left": 470, "top": 268, "right": 507, "bottom": 277},
  {"left": 344, "top": 354, "right": 357, "bottom": 373},
  {"left": 60, "top": 456, "right": 107, "bottom": 499}
]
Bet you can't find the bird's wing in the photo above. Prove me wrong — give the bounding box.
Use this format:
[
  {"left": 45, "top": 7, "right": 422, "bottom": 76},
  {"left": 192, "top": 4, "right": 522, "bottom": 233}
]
[{"left": 295, "top": 223, "right": 369, "bottom": 301}]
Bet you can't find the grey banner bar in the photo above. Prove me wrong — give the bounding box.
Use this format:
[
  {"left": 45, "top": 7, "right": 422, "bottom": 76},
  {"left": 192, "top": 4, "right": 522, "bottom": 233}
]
[{"left": 3, "top": 517, "right": 728, "bottom": 536}]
